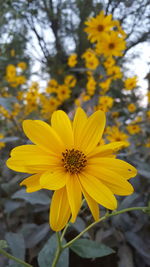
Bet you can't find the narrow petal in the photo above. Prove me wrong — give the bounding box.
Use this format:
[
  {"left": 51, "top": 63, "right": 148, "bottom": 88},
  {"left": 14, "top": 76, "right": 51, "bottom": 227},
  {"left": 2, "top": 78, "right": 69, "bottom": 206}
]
[
  {"left": 79, "top": 110, "right": 106, "bottom": 154},
  {"left": 86, "top": 165, "right": 134, "bottom": 195},
  {"left": 6, "top": 158, "right": 57, "bottom": 173},
  {"left": 51, "top": 110, "right": 74, "bottom": 148},
  {"left": 40, "top": 169, "right": 66, "bottom": 190},
  {"left": 81, "top": 186, "right": 99, "bottom": 220},
  {"left": 88, "top": 141, "right": 127, "bottom": 158},
  {"left": 23, "top": 120, "right": 64, "bottom": 154},
  {"left": 66, "top": 174, "right": 82, "bottom": 222},
  {"left": 50, "top": 187, "right": 71, "bottom": 231},
  {"left": 6, "top": 151, "right": 59, "bottom": 172},
  {"left": 73, "top": 108, "right": 87, "bottom": 148},
  {"left": 20, "top": 173, "right": 42, "bottom": 192},
  {"left": 10, "top": 144, "right": 50, "bottom": 157},
  {"left": 79, "top": 173, "right": 117, "bottom": 210},
  {"left": 88, "top": 157, "right": 137, "bottom": 179}
]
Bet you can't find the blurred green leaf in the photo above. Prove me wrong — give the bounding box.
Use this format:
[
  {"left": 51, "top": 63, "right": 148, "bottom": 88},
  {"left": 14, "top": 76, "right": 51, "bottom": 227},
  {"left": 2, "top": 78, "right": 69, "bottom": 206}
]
[
  {"left": 5, "top": 232, "right": 25, "bottom": 267},
  {"left": 0, "top": 240, "right": 8, "bottom": 249},
  {"left": 70, "top": 238, "right": 115, "bottom": 258},
  {"left": 12, "top": 188, "right": 50, "bottom": 205},
  {"left": 38, "top": 234, "right": 69, "bottom": 267},
  {"left": 20, "top": 223, "right": 50, "bottom": 248}
]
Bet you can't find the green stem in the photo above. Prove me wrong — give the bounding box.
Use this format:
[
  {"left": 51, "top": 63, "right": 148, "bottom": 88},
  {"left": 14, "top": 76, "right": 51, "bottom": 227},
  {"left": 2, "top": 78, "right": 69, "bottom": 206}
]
[
  {"left": 60, "top": 223, "right": 70, "bottom": 242},
  {"left": 63, "top": 206, "right": 147, "bottom": 249},
  {"left": 0, "top": 248, "right": 32, "bottom": 267},
  {"left": 52, "top": 232, "right": 62, "bottom": 267}
]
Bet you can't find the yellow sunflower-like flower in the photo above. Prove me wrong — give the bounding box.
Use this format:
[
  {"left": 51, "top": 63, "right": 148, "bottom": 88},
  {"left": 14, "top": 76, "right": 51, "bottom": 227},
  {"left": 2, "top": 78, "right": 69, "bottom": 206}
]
[
  {"left": 124, "top": 76, "right": 138, "bottom": 90},
  {"left": 6, "top": 108, "right": 137, "bottom": 231},
  {"left": 84, "top": 11, "right": 115, "bottom": 43},
  {"left": 96, "top": 31, "right": 126, "bottom": 57}
]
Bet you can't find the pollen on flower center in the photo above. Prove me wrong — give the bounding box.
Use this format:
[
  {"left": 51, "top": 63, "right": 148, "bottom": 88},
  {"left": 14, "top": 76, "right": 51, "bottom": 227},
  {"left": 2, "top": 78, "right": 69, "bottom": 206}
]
[{"left": 62, "top": 149, "right": 87, "bottom": 174}]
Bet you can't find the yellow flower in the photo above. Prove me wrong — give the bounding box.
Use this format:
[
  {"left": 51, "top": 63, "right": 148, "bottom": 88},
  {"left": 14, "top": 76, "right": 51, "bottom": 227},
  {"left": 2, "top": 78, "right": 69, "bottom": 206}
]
[
  {"left": 124, "top": 77, "right": 137, "bottom": 90},
  {"left": 98, "top": 96, "right": 114, "bottom": 112},
  {"left": 99, "top": 78, "right": 112, "bottom": 94},
  {"left": 68, "top": 54, "right": 77, "bottom": 67},
  {"left": 96, "top": 31, "right": 126, "bottom": 57},
  {"left": 7, "top": 108, "right": 137, "bottom": 231},
  {"left": 64, "top": 75, "right": 76, "bottom": 88},
  {"left": 82, "top": 49, "right": 99, "bottom": 70},
  {"left": 84, "top": 11, "right": 116, "bottom": 43},
  {"left": 6, "top": 64, "right": 16, "bottom": 79},
  {"left": 17, "top": 62, "right": 27, "bottom": 70},
  {"left": 127, "top": 103, "right": 136, "bottom": 113},
  {"left": 57, "top": 85, "right": 71, "bottom": 101},
  {"left": 46, "top": 79, "right": 58, "bottom": 93},
  {"left": 86, "top": 76, "right": 96, "bottom": 96},
  {"left": 107, "top": 65, "right": 122, "bottom": 80},
  {"left": 103, "top": 57, "right": 116, "bottom": 69},
  {"left": 0, "top": 134, "right": 5, "bottom": 149},
  {"left": 126, "top": 124, "right": 141, "bottom": 135},
  {"left": 106, "top": 126, "right": 129, "bottom": 147},
  {"left": 16, "top": 76, "right": 26, "bottom": 85}
]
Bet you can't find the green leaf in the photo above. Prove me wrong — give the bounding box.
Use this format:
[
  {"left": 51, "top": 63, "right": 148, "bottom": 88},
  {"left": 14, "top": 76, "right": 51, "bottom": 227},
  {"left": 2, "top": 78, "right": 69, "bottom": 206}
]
[
  {"left": 5, "top": 233, "right": 25, "bottom": 260},
  {"left": 70, "top": 238, "right": 115, "bottom": 258},
  {"left": 0, "top": 240, "right": 8, "bottom": 249},
  {"left": 38, "top": 234, "right": 69, "bottom": 267},
  {"left": 12, "top": 188, "right": 50, "bottom": 205}
]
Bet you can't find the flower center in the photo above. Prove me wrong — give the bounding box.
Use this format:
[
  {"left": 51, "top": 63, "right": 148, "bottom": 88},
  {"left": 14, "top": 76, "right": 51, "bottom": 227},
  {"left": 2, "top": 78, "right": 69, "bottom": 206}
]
[
  {"left": 97, "top": 25, "right": 104, "bottom": 32},
  {"left": 109, "top": 43, "right": 115, "bottom": 49},
  {"left": 62, "top": 149, "right": 87, "bottom": 174}
]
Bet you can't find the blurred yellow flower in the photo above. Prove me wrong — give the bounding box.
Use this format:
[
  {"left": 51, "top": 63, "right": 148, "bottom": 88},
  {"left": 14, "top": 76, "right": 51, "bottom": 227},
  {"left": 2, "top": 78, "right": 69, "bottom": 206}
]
[
  {"left": 86, "top": 76, "right": 96, "bottom": 96},
  {"left": 17, "top": 62, "right": 27, "bottom": 70},
  {"left": 124, "top": 77, "right": 137, "bottom": 90},
  {"left": 98, "top": 96, "right": 114, "bottom": 112},
  {"left": 127, "top": 103, "right": 136, "bottom": 113},
  {"left": 106, "top": 126, "right": 129, "bottom": 147},
  {"left": 64, "top": 75, "right": 76, "bottom": 88},
  {"left": 126, "top": 124, "right": 141, "bottom": 135},
  {"left": 68, "top": 53, "right": 77, "bottom": 67},
  {"left": 57, "top": 85, "right": 71, "bottom": 101},
  {"left": 0, "top": 134, "right": 5, "bottom": 149}
]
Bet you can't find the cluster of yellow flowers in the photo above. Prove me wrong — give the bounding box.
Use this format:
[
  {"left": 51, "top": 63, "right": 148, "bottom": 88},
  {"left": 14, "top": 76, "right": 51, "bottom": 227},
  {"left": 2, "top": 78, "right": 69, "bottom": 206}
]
[{"left": 5, "top": 63, "right": 27, "bottom": 87}]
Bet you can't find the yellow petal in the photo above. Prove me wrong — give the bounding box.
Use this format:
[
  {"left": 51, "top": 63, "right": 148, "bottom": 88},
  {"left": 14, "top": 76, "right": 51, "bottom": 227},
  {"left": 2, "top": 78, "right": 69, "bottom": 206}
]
[
  {"left": 81, "top": 186, "right": 99, "bottom": 221},
  {"left": 88, "top": 157, "right": 137, "bottom": 179},
  {"left": 79, "top": 173, "right": 117, "bottom": 210},
  {"left": 73, "top": 108, "right": 87, "bottom": 148},
  {"left": 88, "top": 141, "right": 128, "bottom": 158},
  {"left": 6, "top": 158, "right": 55, "bottom": 173},
  {"left": 86, "top": 165, "right": 134, "bottom": 195},
  {"left": 40, "top": 169, "right": 66, "bottom": 190},
  {"left": 66, "top": 174, "right": 82, "bottom": 222},
  {"left": 50, "top": 187, "right": 71, "bottom": 231},
  {"left": 20, "top": 174, "right": 42, "bottom": 192},
  {"left": 10, "top": 144, "right": 50, "bottom": 157},
  {"left": 79, "top": 110, "right": 106, "bottom": 154},
  {"left": 51, "top": 110, "right": 74, "bottom": 148},
  {"left": 23, "top": 120, "right": 64, "bottom": 154}
]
